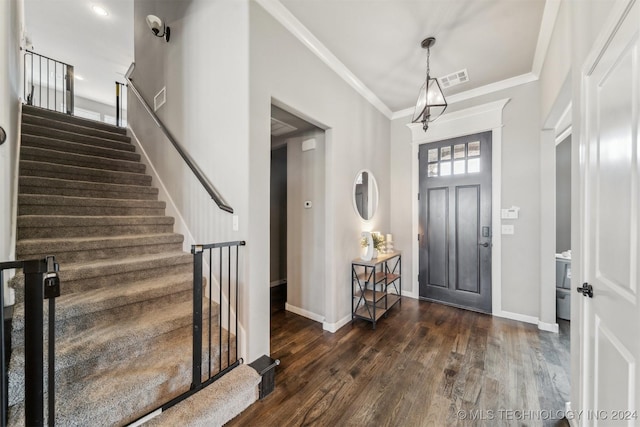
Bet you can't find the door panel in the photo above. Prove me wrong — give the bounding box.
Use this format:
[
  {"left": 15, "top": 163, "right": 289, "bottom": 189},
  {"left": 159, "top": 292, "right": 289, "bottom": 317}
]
[
  {"left": 456, "top": 185, "right": 480, "bottom": 293},
  {"left": 581, "top": 0, "right": 640, "bottom": 417},
  {"left": 427, "top": 187, "right": 448, "bottom": 288},
  {"left": 419, "top": 131, "right": 492, "bottom": 313}
]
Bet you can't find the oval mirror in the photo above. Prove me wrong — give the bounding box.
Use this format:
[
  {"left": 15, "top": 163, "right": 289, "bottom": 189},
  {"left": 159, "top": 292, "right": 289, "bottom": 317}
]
[{"left": 353, "top": 170, "right": 379, "bottom": 221}]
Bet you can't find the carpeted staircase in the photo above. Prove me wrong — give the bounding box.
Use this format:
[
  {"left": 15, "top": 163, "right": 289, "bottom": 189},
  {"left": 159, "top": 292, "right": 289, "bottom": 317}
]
[{"left": 7, "top": 105, "right": 260, "bottom": 426}]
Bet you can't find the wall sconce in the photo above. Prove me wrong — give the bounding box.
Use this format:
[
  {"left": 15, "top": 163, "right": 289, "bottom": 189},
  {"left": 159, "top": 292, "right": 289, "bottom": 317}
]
[
  {"left": 146, "top": 15, "right": 170, "bottom": 42},
  {"left": 411, "top": 37, "right": 447, "bottom": 132}
]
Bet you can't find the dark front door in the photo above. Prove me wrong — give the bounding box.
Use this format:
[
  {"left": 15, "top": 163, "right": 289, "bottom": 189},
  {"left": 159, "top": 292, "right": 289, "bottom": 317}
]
[{"left": 418, "top": 131, "right": 492, "bottom": 313}]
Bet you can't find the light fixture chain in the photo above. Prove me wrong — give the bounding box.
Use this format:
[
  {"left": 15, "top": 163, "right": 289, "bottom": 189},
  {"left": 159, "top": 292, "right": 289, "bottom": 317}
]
[{"left": 426, "top": 47, "right": 431, "bottom": 78}]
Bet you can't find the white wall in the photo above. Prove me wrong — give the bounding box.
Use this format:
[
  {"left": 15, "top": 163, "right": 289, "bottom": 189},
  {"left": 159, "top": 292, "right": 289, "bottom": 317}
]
[
  {"left": 391, "top": 81, "right": 542, "bottom": 318},
  {"left": 130, "top": 0, "right": 252, "bottom": 355},
  {"left": 286, "top": 130, "right": 325, "bottom": 320},
  {"left": 1, "top": 0, "right": 23, "bottom": 295},
  {"left": 250, "top": 2, "right": 391, "bottom": 334}
]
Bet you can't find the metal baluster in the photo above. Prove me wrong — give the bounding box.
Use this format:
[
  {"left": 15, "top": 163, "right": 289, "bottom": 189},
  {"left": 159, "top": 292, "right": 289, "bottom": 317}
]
[
  {"left": 191, "top": 246, "right": 203, "bottom": 389},
  {"left": 218, "top": 248, "right": 222, "bottom": 374},
  {"left": 208, "top": 248, "right": 212, "bottom": 380},
  {"left": 227, "top": 246, "right": 231, "bottom": 369}
]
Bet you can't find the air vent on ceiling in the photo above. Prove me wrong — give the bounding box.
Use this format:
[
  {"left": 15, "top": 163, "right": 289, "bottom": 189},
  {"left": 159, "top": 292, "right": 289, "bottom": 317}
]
[
  {"left": 438, "top": 69, "right": 469, "bottom": 89},
  {"left": 271, "top": 117, "right": 298, "bottom": 136}
]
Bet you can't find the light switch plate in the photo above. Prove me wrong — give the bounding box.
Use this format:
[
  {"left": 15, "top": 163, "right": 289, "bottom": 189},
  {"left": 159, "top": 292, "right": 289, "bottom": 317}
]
[
  {"left": 232, "top": 215, "right": 239, "bottom": 231},
  {"left": 501, "top": 224, "right": 514, "bottom": 235}
]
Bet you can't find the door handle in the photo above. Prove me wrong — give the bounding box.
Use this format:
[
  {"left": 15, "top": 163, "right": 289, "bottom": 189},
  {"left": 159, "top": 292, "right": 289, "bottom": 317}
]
[
  {"left": 478, "top": 242, "right": 490, "bottom": 248},
  {"left": 576, "top": 283, "right": 593, "bottom": 298}
]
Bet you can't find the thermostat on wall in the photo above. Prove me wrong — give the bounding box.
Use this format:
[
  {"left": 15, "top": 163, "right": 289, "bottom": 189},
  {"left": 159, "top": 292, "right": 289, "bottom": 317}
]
[{"left": 501, "top": 206, "right": 520, "bottom": 219}]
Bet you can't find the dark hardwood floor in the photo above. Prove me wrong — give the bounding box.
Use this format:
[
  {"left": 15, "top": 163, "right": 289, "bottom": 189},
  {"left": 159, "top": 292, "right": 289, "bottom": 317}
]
[{"left": 229, "top": 298, "right": 570, "bottom": 427}]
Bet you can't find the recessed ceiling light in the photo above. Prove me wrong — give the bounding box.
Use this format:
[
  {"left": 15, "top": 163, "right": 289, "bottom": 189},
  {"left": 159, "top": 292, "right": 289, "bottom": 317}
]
[{"left": 92, "top": 5, "right": 109, "bottom": 17}]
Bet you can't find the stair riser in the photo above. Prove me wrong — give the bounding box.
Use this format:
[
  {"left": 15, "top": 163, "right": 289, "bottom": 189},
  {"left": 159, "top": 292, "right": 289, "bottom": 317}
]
[
  {"left": 18, "top": 241, "right": 184, "bottom": 264},
  {"left": 18, "top": 205, "right": 165, "bottom": 216},
  {"left": 12, "top": 287, "right": 197, "bottom": 348},
  {"left": 17, "top": 223, "right": 174, "bottom": 239},
  {"left": 62, "top": 262, "right": 193, "bottom": 295},
  {"left": 19, "top": 183, "right": 158, "bottom": 200},
  {"left": 18, "top": 194, "right": 165, "bottom": 210},
  {"left": 22, "top": 116, "right": 131, "bottom": 143},
  {"left": 20, "top": 161, "right": 152, "bottom": 186},
  {"left": 13, "top": 261, "right": 192, "bottom": 304},
  {"left": 21, "top": 147, "right": 146, "bottom": 174},
  {"left": 22, "top": 135, "right": 139, "bottom": 162},
  {"left": 22, "top": 105, "right": 127, "bottom": 135}
]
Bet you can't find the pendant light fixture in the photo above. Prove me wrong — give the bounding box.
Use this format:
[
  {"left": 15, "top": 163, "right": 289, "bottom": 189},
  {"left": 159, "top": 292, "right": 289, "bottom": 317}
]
[{"left": 412, "top": 37, "right": 447, "bottom": 132}]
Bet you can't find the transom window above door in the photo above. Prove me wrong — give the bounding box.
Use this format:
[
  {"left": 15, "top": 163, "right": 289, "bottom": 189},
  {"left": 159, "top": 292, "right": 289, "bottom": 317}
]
[{"left": 426, "top": 140, "right": 481, "bottom": 177}]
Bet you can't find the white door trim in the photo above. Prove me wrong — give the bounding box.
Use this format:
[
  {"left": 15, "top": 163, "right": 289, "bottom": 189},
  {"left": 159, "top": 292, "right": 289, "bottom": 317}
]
[{"left": 407, "top": 98, "right": 509, "bottom": 317}]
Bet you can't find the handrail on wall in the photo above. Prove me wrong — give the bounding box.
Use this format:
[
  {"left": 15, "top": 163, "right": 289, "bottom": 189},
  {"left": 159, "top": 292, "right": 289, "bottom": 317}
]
[{"left": 124, "top": 63, "right": 233, "bottom": 214}]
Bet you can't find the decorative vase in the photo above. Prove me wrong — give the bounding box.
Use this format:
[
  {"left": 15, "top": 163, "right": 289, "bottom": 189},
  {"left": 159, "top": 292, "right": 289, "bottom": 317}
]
[{"left": 361, "top": 232, "right": 374, "bottom": 261}]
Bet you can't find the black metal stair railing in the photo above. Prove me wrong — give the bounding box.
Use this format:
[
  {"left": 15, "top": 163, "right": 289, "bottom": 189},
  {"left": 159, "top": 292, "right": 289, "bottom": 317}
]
[
  {"left": 24, "top": 51, "right": 74, "bottom": 115},
  {"left": 128, "top": 240, "right": 245, "bottom": 424},
  {"left": 191, "top": 240, "right": 244, "bottom": 389},
  {"left": 0, "top": 256, "right": 60, "bottom": 427},
  {"left": 115, "top": 82, "right": 127, "bottom": 127}
]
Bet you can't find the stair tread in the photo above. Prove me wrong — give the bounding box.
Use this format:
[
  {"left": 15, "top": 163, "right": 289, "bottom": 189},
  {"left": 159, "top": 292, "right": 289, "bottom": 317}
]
[
  {"left": 22, "top": 134, "right": 139, "bottom": 161},
  {"left": 20, "top": 159, "right": 149, "bottom": 179},
  {"left": 20, "top": 176, "right": 156, "bottom": 192},
  {"left": 18, "top": 193, "right": 165, "bottom": 208},
  {"left": 18, "top": 232, "right": 183, "bottom": 247},
  {"left": 22, "top": 105, "right": 127, "bottom": 135},
  {"left": 12, "top": 271, "right": 194, "bottom": 328},
  {"left": 18, "top": 214, "right": 174, "bottom": 225},
  {"left": 145, "top": 364, "right": 260, "bottom": 427},
  {"left": 21, "top": 146, "right": 146, "bottom": 173},
  {"left": 57, "top": 250, "right": 192, "bottom": 276},
  {"left": 22, "top": 114, "right": 132, "bottom": 143}
]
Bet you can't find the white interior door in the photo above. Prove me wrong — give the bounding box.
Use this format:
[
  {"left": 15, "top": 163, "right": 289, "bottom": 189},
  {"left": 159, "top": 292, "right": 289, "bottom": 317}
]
[{"left": 581, "top": 0, "right": 640, "bottom": 423}]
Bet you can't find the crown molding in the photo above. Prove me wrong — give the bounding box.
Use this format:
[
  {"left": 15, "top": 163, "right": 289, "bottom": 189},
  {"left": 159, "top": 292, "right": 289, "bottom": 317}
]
[
  {"left": 254, "top": 0, "right": 393, "bottom": 119},
  {"left": 259, "top": 0, "right": 558, "bottom": 121},
  {"left": 532, "top": 0, "right": 562, "bottom": 77}
]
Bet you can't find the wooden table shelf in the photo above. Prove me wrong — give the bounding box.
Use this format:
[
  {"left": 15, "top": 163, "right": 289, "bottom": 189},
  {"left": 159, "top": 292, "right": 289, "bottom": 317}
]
[{"left": 352, "top": 251, "right": 401, "bottom": 329}]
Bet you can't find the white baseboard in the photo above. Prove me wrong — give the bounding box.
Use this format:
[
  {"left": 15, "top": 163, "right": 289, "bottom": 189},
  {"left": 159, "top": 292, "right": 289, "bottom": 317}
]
[
  {"left": 401, "top": 290, "right": 419, "bottom": 300},
  {"left": 322, "top": 314, "right": 352, "bottom": 333},
  {"left": 493, "top": 310, "right": 539, "bottom": 325},
  {"left": 285, "top": 303, "right": 324, "bottom": 323},
  {"left": 538, "top": 320, "right": 559, "bottom": 333}
]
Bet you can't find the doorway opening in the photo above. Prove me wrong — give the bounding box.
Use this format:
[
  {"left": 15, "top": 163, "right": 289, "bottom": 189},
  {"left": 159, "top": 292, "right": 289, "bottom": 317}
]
[{"left": 269, "top": 104, "right": 326, "bottom": 333}]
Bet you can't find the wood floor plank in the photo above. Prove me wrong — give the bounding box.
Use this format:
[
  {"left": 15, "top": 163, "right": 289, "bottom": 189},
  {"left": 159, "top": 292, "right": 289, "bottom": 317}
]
[{"left": 228, "top": 299, "right": 570, "bottom": 427}]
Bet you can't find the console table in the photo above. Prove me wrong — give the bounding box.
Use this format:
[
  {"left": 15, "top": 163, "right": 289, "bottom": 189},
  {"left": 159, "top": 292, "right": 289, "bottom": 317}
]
[{"left": 351, "top": 251, "right": 401, "bottom": 329}]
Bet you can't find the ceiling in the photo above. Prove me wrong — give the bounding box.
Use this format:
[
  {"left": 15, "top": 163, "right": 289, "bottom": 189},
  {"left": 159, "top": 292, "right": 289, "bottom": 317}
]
[
  {"left": 271, "top": 105, "right": 319, "bottom": 138},
  {"left": 278, "top": 0, "right": 546, "bottom": 113},
  {"left": 23, "top": 0, "right": 547, "bottom": 115},
  {"left": 24, "top": 0, "right": 133, "bottom": 107}
]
